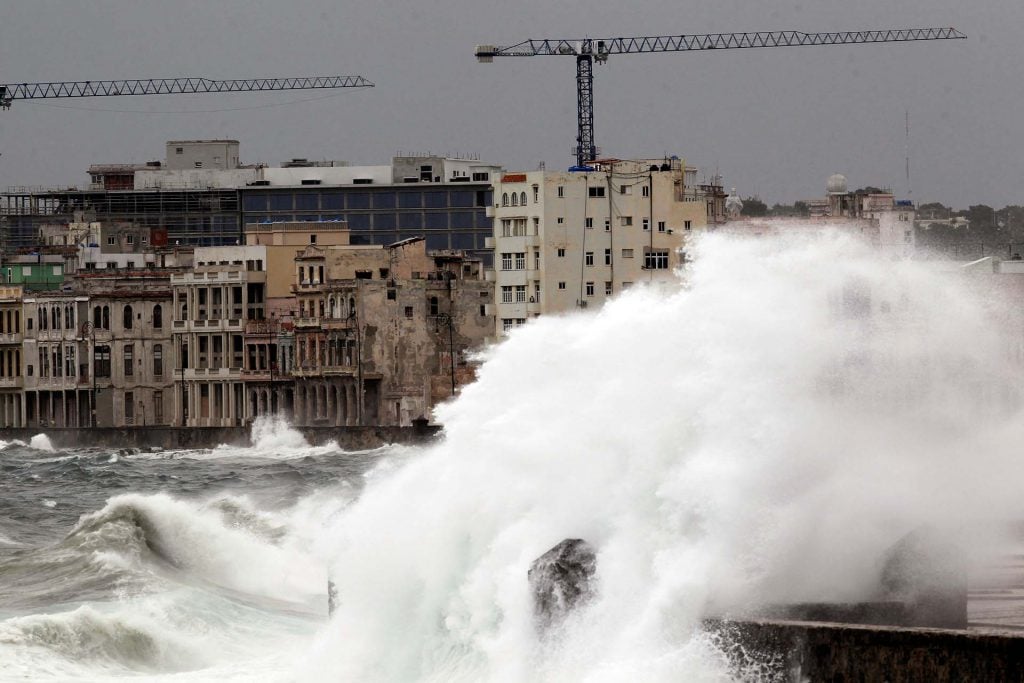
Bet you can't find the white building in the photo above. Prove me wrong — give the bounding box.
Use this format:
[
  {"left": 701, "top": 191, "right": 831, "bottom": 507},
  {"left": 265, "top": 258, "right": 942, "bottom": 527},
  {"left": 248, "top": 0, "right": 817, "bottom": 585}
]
[{"left": 488, "top": 158, "right": 708, "bottom": 335}]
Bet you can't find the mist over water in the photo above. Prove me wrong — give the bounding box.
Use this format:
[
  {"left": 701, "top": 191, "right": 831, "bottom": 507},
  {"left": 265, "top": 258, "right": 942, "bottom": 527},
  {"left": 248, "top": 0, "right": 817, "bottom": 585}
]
[{"left": 5, "top": 231, "right": 1024, "bottom": 681}]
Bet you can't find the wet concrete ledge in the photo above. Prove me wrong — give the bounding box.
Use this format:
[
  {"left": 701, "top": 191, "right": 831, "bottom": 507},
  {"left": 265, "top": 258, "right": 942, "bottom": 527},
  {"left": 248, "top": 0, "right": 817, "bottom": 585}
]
[
  {"left": 1, "top": 425, "right": 442, "bottom": 450},
  {"left": 704, "top": 618, "right": 1024, "bottom": 682}
]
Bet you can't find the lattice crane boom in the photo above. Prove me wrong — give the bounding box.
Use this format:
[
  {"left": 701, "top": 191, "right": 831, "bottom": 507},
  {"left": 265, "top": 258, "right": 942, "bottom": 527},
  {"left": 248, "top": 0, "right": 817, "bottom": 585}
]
[
  {"left": 476, "top": 27, "right": 966, "bottom": 167},
  {"left": 0, "top": 75, "right": 374, "bottom": 110}
]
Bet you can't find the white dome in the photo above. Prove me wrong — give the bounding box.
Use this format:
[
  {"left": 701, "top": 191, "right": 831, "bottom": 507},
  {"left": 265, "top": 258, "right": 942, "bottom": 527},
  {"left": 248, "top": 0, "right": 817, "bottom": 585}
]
[{"left": 827, "top": 173, "right": 848, "bottom": 194}]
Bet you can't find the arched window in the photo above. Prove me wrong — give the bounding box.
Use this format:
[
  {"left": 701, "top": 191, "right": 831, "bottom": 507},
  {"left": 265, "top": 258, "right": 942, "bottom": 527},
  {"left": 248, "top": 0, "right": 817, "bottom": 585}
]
[
  {"left": 153, "top": 304, "right": 163, "bottom": 329},
  {"left": 502, "top": 193, "right": 508, "bottom": 207},
  {"left": 510, "top": 193, "right": 518, "bottom": 207},
  {"left": 93, "top": 306, "right": 101, "bottom": 328},
  {"left": 349, "top": 297, "right": 355, "bottom": 317},
  {"left": 520, "top": 192, "right": 528, "bottom": 206},
  {"left": 51, "top": 306, "right": 60, "bottom": 330},
  {"left": 102, "top": 306, "right": 110, "bottom": 330},
  {"left": 39, "top": 307, "right": 47, "bottom": 331},
  {"left": 329, "top": 297, "right": 337, "bottom": 319},
  {"left": 123, "top": 305, "right": 133, "bottom": 330}
]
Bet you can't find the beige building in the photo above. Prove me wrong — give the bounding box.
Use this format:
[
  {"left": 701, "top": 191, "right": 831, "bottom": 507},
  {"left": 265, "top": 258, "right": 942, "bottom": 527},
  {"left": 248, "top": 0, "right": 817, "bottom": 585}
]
[
  {"left": 291, "top": 238, "right": 493, "bottom": 426},
  {"left": 21, "top": 292, "right": 90, "bottom": 427},
  {"left": 171, "top": 246, "right": 268, "bottom": 427},
  {"left": 80, "top": 272, "right": 175, "bottom": 427},
  {"left": 0, "top": 286, "right": 25, "bottom": 427},
  {"left": 489, "top": 158, "right": 707, "bottom": 335},
  {"left": 244, "top": 221, "right": 351, "bottom": 318}
]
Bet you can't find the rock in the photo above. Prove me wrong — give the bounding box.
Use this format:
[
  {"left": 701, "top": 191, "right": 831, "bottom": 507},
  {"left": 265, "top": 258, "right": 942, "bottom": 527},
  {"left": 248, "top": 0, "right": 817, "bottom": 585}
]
[
  {"left": 878, "top": 525, "right": 966, "bottom": 629},
  {"left": 528, "top": 538, "right": 596, "bottom": 627}
]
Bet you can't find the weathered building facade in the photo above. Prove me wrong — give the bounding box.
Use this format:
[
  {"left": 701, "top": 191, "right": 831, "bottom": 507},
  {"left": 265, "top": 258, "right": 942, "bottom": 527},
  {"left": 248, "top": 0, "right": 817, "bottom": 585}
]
[{"left": 290, "top": 238, "right": 493, "bottom": 426}]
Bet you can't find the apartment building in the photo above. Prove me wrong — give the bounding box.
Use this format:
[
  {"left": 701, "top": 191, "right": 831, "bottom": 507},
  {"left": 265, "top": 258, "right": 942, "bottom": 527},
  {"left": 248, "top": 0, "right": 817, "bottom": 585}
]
[
  {"left": 171, "top": 246, "right": 268, "bottom": 427},
  {"left": 21, "top": 292, "right": 90, "bottom": 427},
  {"left": 489, "top": 157, "right": 707, "bottom": 335},
  {"left": 0, "top": 286, "right": 25, "bottom": 427}
]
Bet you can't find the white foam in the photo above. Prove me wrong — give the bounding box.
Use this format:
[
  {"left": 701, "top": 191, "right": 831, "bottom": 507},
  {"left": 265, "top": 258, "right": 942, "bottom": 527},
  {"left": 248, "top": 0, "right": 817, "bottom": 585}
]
[
  {"left": 29, "top": 434, "right": 55, "bottom": 452},
  {"left": 298, "top": 231, "right": 1024, "bottom": 681}
]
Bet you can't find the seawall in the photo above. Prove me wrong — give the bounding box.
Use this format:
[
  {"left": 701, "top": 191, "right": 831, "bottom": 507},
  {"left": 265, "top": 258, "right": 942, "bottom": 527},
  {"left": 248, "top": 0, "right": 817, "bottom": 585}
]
[
  {"left": 0, "top": 424, "right": 442, "bottom": 450},
  {"left": 705, "top": 618, "right": 1024, "bottom": 682}
]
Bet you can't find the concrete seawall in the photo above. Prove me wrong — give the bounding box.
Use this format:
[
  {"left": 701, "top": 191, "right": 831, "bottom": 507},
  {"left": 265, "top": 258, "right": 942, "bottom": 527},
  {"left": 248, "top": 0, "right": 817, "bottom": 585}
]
[
  {"left": 0, "top": 425, "right": 442, "bottom": 450},
  {"left": 705, "top": 618, "right": 1024, "bottom": 682}
]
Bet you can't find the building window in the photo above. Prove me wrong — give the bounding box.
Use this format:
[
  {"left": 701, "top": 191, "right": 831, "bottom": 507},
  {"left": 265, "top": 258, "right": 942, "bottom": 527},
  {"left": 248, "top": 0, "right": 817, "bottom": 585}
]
[
  {"left": 684, "top": 220, "right": 692, "bottom": 231},
  {"left": 585, "top": 251, "right": 594, "bottom": 266},
  {"left": 520, "top": 192, "right": 527, "bottom": 206},
  {"left": 107, "top": 236, "right": 116, "bottom": 246},
  {"left": 194, "top": 161, "right": 203, "bottom": 169},
  {"left": 644, "top": 248, "right": 670, "bottom": 270},
  {"left": 429, "top": 296, "right": 439, "bottom": 316},
  {"left": 154, "top": 391, "right": 163, "bottom": 424},
  {"left": 621, "top": 216, "right": 633, "bottom": 227},
  {"left": 604, "top": 219, "right": 610, "bottom": 231},
  {"left": 622, "top": 248, "right": 634, "bottom": 258},
  {"left": 533, "top": 186, "right": 539, "bottom": 203},
  {"left": 558, "top": 282, "right": 566, "bottom": 290},
  {"left": 123, "top": 305, "right": 133, "bottom": 330},
  {"left": 154, "top": 344, "right": 163, "bottom": 376},
  {"left": 95, "top": 345, "right": 111, "bottom": 378},
  {"left": 586, "top": 282, "right": 595, "bottom": 296},
  {"left": 588, "top": 187, "right": 605, "bottom": 198},
  {"left": 515, "top": 285, "right": 527, "bottom": 303},
  {"left": 501, "top": 253, "right": 513, "bottom": 270},
  {"left": 604, "top": 248, "right": 611, "bottom": 265},
  {"left": 125, "top": 392, "right": 134, "bottom": 424},
  {"left": 514, "top": 253, "right": 526, "bottom": 270},
  {"left": 404, "top": 306, "right": 414, "bottom": 319},
  {"left": 511, "top": 193, "right": 518, "bottom": 207},
  {"left": 501, "top": 219, "right": 511, "bottom": 237},
  {"left": 643, "top": 218, "right": 650, "bottom": 231},
  {"left": 620, "top": 184, "right": 631, "bottom": 195},
  {"left": 605, "top": 281, "right": 613, "bottom": 295},
  {"left": 124, "top": 344, "right": 134, "bottom": 376},
  {"left": 126, "top": 234, "right": 134, "bottom": 245},
  {"left": 585, "top": 217, "right": 593, "bottom": 229},
  {"left": 642, "top": 185, "right": 650, "bottom": 198},
  {"left": 502, "top": 192, "right": 509, "bottom": 207},
  {"left": 557, "top": 186, "right": 564, "bottom": 198},
  {"left": 501, "top": 286, "right": 513, "bottom": 304},
  {"left": 658, "top": 221, "right": 666, "bottom": 233},
  {"left": 557, "top": 217, "right": 564, "bottom": 225},
  {"left": 153, "top": 304, "right": 162, "bottom": 328},
  {"left": 513, "top": 218, "right": 527, "bottom": 236},
  {"left": 557, "top": 248, "right": 566, "bottom": 258}
]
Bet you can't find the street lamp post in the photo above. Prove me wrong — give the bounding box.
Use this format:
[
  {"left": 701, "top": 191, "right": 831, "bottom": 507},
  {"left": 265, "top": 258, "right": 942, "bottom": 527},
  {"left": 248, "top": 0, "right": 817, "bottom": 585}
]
[{"left": 80, "top": 321, "right": 96, "bottom": 426}]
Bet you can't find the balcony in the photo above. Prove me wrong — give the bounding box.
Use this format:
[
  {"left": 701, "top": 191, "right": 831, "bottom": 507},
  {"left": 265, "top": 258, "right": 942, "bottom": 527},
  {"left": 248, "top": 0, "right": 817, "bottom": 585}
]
[
  {"left": 294, "top": 317, "right": 321, "bottom": 329},
  {"left": 245, "top": 320, "right": 280, "bottom": 336},
  {"left": 0, "top": 333, "right": 21, "bottom": 345},
  {"left": 0, "top": 376, "right": 22, "bottom": 389}
]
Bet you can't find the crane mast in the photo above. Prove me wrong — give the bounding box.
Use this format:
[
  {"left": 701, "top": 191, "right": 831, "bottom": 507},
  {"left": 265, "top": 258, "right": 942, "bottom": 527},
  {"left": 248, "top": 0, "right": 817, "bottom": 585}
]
[
  {"left": 0, "top": 75, "right": 374, "bottom": 110},
  {"left": 476, "top": 27, "right": 966, "bottom": 167}
]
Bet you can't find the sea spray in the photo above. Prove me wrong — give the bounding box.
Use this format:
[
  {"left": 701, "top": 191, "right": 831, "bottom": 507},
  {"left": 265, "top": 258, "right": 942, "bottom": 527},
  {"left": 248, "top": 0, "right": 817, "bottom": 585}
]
[
  {"left": 302, "top": 231, "right": 1024, "bottom": 681},
  {"left": 29, "top": 434, "right": 55, "bottom": 452}
]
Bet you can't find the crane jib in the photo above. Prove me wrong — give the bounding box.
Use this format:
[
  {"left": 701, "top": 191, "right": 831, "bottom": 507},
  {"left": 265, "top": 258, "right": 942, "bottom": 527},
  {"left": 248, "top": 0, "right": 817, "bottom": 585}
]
[
  {"left": 0, "top": 76, "right": 374, "bottom": 109},
  {"left": 475, "top": 26, "right": 965, "bottom": 167}
]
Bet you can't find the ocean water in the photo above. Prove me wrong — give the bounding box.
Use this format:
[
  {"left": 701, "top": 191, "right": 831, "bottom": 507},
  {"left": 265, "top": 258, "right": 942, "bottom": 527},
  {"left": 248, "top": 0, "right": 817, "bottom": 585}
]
[{"left": 5, "top": 231, "right": 1024, "bottom": 681}]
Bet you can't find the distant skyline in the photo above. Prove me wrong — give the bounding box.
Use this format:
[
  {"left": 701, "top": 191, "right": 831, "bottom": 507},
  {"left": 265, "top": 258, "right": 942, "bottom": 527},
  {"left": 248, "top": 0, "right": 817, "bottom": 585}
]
[{"left": 0, "top": 1, "right": 1020, "bottom": 208}]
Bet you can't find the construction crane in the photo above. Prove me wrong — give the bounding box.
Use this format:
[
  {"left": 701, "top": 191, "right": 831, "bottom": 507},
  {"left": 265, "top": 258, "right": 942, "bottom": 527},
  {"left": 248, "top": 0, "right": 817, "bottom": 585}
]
[
  {"left": 475, "top": 28, "right": 965, "bottom": 167},
  {"left": 0, "top": 75, "right": 374, "bottom": 110}
]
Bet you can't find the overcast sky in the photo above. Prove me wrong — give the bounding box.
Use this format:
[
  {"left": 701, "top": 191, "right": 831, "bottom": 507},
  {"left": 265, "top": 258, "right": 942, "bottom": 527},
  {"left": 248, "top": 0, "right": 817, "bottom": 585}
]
[{"left": 0, "top": 1, "right": 1018, "bottom": 208}]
